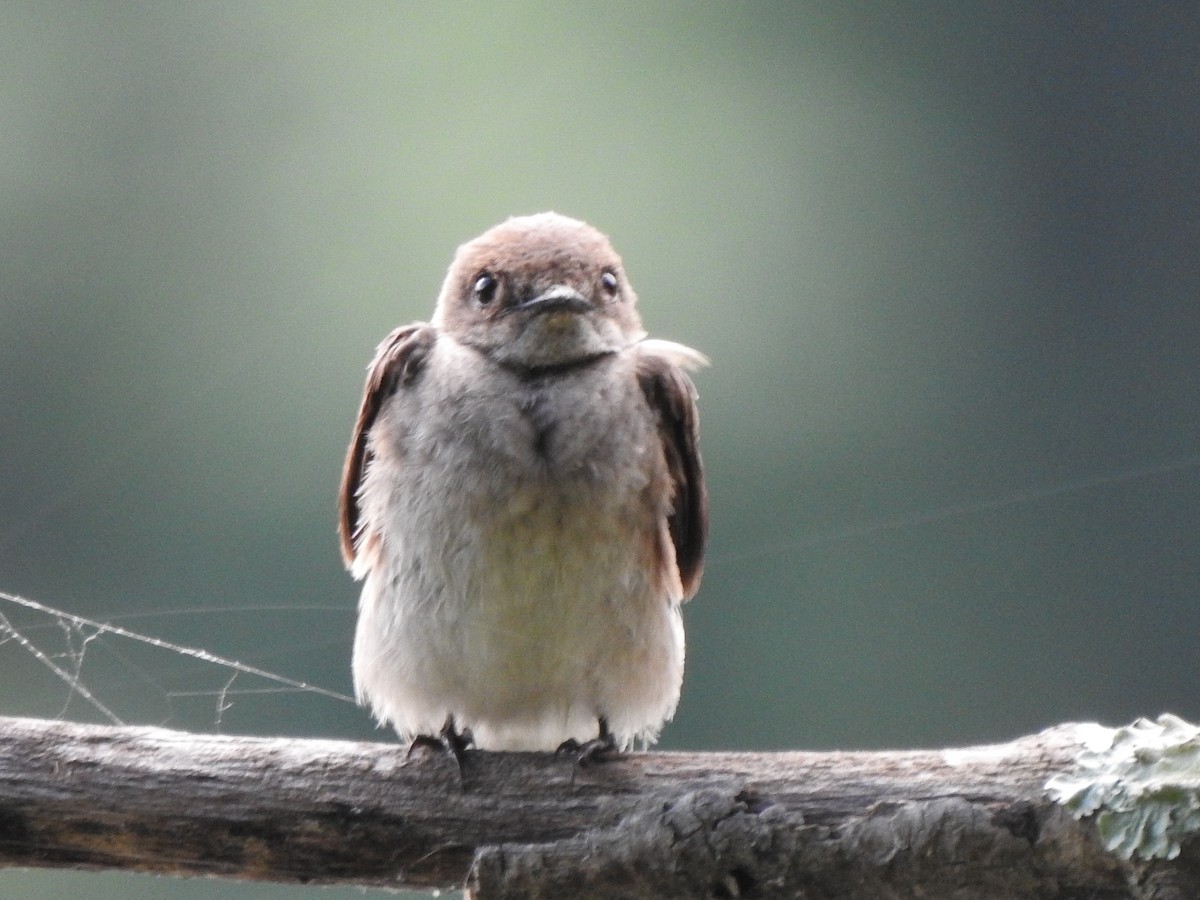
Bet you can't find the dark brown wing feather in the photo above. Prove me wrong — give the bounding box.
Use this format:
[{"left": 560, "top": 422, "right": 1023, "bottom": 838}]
[
  {"left": 636, "top": 356, "right": 707, "bottom": 599},
  {"left": 338, "top": 323, "right": 436, "bottom": 568}
]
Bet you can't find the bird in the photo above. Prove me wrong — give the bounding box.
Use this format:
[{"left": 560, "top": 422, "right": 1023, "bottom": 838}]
[{"left": 338, "top": 212, "right": 707, "bottom": 756}]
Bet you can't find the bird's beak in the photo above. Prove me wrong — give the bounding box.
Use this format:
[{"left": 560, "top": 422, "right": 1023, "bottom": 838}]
[{"left": 514, "top": 285, "right": 592, "bottom": 314}]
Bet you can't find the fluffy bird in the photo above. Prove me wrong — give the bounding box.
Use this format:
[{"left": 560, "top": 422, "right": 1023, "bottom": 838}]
[{"left": 339, "top": 212, "right": 707, "bottom": 754}]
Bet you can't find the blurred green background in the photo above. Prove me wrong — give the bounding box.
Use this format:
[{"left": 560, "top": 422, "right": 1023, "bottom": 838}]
[{"left": 2, "top": 2, "right": 1198, "bottom": 897}]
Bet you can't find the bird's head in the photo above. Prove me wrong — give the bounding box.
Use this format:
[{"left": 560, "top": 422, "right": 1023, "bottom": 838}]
[{"left": 432, "top": 212, "right": 645, "bottom": 370}]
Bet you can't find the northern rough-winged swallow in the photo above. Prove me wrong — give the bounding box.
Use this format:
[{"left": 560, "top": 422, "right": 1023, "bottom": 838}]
[{"left": 338, "top": 212, "right": 707, "bottom": 754}]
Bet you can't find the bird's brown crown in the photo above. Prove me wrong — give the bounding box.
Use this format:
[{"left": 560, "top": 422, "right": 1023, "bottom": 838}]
[{"left": 432, "top": 213, "right": 645, "bottom": 369}]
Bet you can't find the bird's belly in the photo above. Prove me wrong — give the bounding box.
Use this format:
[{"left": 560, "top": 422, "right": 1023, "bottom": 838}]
[
  {"left": 354, "top": 474, "right": 684, "bottom": 749},
  {"left": 461, "top": 484, "right": 649, "bottom": 686}
]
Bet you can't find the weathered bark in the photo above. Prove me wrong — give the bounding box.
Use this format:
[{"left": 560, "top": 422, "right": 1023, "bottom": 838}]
[{"left": 0, "top": 715, "right": 1191, "bottom": 898}]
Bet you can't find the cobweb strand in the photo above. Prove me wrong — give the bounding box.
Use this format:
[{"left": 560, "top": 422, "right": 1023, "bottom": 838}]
[
  {"left": 0, "top": 609, "right": 123, "bottom": 724},
  {"left": 0, "top": 590, "right": 355, "bottom": 707}
]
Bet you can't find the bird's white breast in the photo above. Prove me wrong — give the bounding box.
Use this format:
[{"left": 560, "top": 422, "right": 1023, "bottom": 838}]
[{"left": 352, "top": 335, "right": 685, "bottom": 750}]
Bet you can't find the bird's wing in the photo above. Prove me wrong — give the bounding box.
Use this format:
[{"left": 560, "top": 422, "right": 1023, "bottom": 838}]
[
  {"left": 636, "top": 342, "right": 708, "bottom": 600},
  {"left": 338, "top": 323, "right": 437, "bottom": 569}
]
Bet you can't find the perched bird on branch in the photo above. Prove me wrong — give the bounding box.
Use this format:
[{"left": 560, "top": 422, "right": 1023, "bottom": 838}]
[{"left": 339, "top": 212, "right": 707, "bottom": 755}]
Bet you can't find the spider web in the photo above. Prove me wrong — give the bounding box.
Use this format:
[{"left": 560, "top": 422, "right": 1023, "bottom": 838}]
[{"left": 0, "top": 589, "right": 356, "bottom": 732}]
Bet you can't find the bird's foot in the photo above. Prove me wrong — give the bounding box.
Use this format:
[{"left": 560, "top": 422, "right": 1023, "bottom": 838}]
[
  {"left": 407, "top": 716, "right": 475, "bottom": 771},
  {"left": 556, "top": 717, "right": 618, "bottom": 766}
]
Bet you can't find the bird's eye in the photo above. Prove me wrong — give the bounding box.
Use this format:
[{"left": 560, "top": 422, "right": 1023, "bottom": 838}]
[
  {"left": 599, "top": 270, "right": 619, "bottom": 297},
  {"left": 473, "top": 273, "right": 498, "bottom": 305}
]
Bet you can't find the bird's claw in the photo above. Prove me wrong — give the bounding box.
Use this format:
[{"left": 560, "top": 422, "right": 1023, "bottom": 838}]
[
  {"left": 407, "top": 716, "right": 474, "bottom": 772},
  {"left": 556, "top": 717, "right": 618, "bottom": 766}
]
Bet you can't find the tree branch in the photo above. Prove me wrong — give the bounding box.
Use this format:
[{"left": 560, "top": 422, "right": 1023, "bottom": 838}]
[{"left": 0, "top": 715, "right": 1193, "bottom": 898}]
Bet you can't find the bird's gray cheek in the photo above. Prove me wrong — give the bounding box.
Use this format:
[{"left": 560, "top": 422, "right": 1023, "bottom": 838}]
[{"left": 464, "top": 318, "right": 516, "bottom": 349}]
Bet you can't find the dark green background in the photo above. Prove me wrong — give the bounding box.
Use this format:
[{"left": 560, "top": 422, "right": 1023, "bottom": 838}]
[{"left": 2, "top": 3, "right": 1198, "bottom": 897}]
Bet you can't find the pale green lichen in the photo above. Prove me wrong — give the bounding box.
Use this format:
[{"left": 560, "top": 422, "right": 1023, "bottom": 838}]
[{"left": 1046, "top": 714, "right": 1200, "bottom": 860}]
